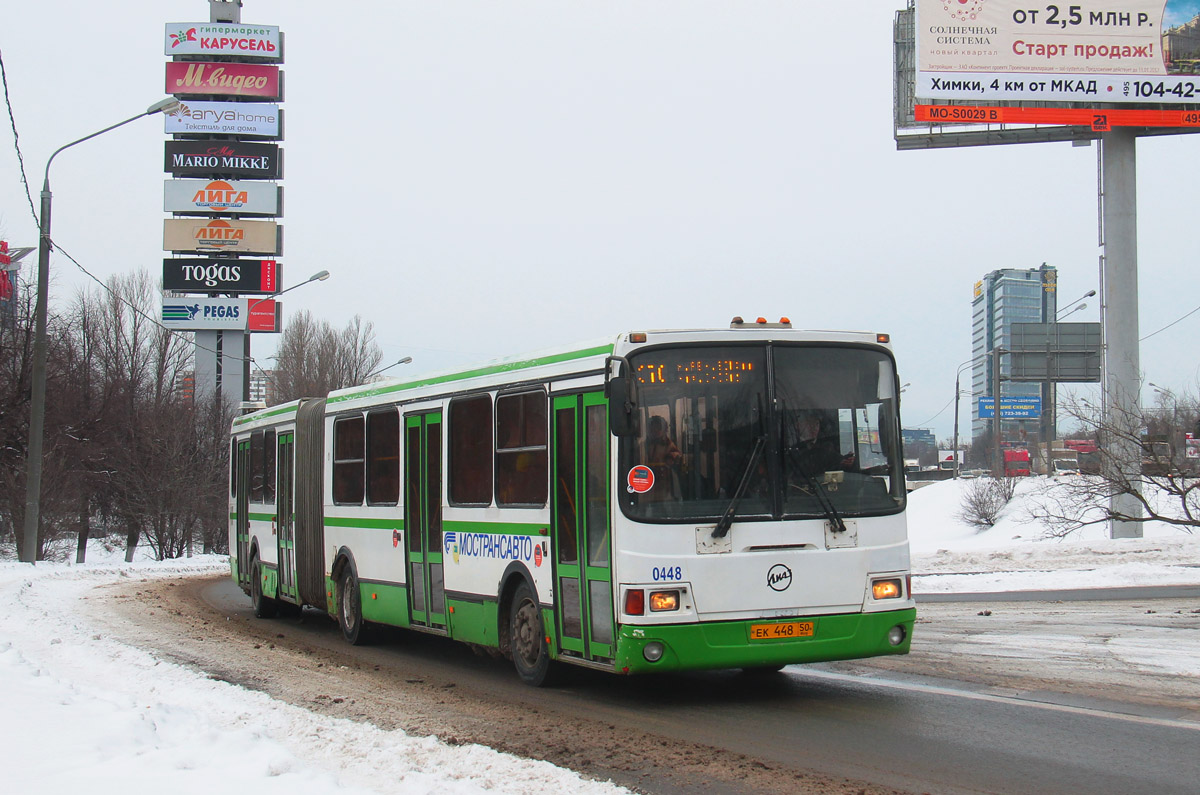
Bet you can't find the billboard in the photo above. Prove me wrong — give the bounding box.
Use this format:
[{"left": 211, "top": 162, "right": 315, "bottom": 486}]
[
  {"left": 165, "top": 22, "right": 282, "bottom": 60},
  {"left": 164, "top": 179, "right": 282, "bottom": 216},
  {"left": 978, "top": 396, "right": 1043, "bottom": 418},
  {"left": 164, "top": 140, "right": 281, "bottom": 178},
  {"left": 161, "top": 297, "right": 280, "bottom": 332},
  {"left": 166, "top": 61, "right": 281, "bottom": 100},
  {"left": 164, "top": 101, "right": 281, "bottom": 138},
  {"left": 916, "top": 1, "right": 1200, "bottom": 104},
  {"left": 162, "top": 258, "right": 279, "bottom": 294},
  {"left": 164, "top": 219, "right": 281, "bottom": 255}
]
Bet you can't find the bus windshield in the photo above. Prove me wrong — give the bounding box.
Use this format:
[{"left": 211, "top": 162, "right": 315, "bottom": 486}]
[{"left": 618, "top": 343, "right": 905, "bottom": 523}]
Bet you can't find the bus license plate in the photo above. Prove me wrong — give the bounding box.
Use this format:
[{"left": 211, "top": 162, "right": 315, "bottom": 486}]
[{"left": 750, "top": 621, "right": 814, "bottom": 640}]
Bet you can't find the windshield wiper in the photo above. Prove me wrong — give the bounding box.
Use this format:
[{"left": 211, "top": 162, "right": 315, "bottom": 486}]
[
  {"left": 796, "top": 469, "right": 848, "bottom": 534},
  {"left": 712, "top": 434, "right": 766, "bottom": 539}
]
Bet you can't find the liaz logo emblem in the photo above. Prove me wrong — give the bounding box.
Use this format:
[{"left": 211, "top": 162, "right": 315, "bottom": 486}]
[{"left": 767, "top": 564, "right": 792, "bottom": 592}]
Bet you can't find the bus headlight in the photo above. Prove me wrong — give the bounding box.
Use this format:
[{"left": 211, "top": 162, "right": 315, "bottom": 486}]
[
  {"left": 871, "top": 578, "right": 903, "bottom": 600},
  {"left": 649, "top": 590, "right": 680, "bottom": 612},
  {"left": 643, "top": 641, "right": 665, "bottom": 662}
]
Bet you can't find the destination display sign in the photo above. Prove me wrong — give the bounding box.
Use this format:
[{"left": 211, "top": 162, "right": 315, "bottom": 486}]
[
  {"left": 164, "top": 218, "right": 281, "bottom": 255},
  {"left": 166, "top": 61, "right": 281, "bottom": 99},
  {"left": 165, "top": 22, "right": 282, "bottom": 60},
  {"left": 164, "top": 140, "right": 281, "bottom": 178},
  {"left": 161, "top": 297, "right": 281, "bottom": 332},
  {"left": 162, "top": 258, "right": 280, "bottom": 294},
  {"left": 164, "top": 101, "right": 281, "bottom": 138},
  {"left": 164, "top": 179, "right": 282, "bottom": 216}
]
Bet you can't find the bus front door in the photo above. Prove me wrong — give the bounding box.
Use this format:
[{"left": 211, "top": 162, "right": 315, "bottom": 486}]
[
  {"left": 405, "top": 412, "right": 446, "bottom": 630},
  {"left": 275, "top": 432, "right": 298, "bottom": 604},
  {"left": 235, "top": 439, "right": 251, "bottom": 590},
  {"left": 551, "top": 392, "right": 614, "bottom": 662}
]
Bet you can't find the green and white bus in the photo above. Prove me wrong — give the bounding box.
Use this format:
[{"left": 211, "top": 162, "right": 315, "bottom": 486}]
[{"left": 230, "top": 321, "right": 915, "bottom": 685}]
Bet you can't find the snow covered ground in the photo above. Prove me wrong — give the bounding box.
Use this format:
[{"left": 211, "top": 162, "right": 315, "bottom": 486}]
[{"left": 0, "top": 477, "right": 1196, "bottom": 794}]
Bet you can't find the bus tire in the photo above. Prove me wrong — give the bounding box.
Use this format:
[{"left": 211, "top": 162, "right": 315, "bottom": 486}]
[
  {"left": 337, "top": 567, "right": 369, "bottom": 645},
  {"left": 250, "top": 557, "right": 278, "bottom": 619},
  {"left": 509, "top": 582, "right": 556, "bottom": 687}
]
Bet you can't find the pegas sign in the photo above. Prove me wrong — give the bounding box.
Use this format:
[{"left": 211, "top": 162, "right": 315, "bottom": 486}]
[
  {"left": 162, "top": 258, "right": 280, "bottom": 294},
  {"left": 166, "top": 61, "right": 281, "bottom": 99},
  {"left": 165, "top": 22, "right": 282, "bottom": 60},
  {"left": 164, "top": 101, "right": 280, "bottom": 138},
  {"left": 164, "top": 218, "right": 281, "bottom": 255},
  {"left": 164, "top": 140, "right": 281, "bottom": 178},
  {"left": 161, "top": 297, "right": 281, "bottom": 332},
  {"left": 164, "top": 179, "right": 281, "bottom": 216}
]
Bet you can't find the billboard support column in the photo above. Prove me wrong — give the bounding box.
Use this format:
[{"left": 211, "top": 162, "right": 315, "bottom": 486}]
[{"left": 1100, "top": 129, "right": 1143, "bottom": 539}]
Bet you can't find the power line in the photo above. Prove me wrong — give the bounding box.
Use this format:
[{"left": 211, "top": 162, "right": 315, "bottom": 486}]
[
  {"left": 0, "top": 45, "right": 39, "bottom": 228},
  {"left": 1141, "top": 303, "right": 1200, "bottom": 342}
]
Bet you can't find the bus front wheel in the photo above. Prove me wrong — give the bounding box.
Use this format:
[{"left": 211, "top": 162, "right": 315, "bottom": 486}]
[{"left": 509, "top": 582, "right": 556, "bottom": 687}]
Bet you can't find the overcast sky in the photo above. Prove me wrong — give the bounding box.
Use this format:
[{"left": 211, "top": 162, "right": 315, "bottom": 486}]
[{"left": 1, "top": 0, "right": 1197, "bottom": 441}]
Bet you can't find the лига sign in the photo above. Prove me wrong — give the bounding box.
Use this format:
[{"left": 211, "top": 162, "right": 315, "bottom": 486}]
[
  {"left": 164, "top": 179, "right": 281, "bottom": 216},
  {"left": 164, "top": 219, "right": 281, "bottom": 255}
]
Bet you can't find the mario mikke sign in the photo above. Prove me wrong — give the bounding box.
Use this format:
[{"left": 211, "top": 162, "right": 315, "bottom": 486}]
[
  {"left": 164, "top": 140, "right": 281, "bottom": 178},
  {"left": 916, "top": 1, "right": 1200, "bottom": 103},
  {"left": 161, "top": 297, "right": 280, "bottom": 332}
]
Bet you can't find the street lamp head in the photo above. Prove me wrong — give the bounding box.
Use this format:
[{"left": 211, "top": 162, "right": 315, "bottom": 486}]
[
  {"left": 308, "top": 270, "right": 331, "bottom": 282},
  {"left": 146, "top": 98, "right": 182, "bottom": 116},
  {"left": 398, "top": 356, "right": 413, "bottom": 365}
]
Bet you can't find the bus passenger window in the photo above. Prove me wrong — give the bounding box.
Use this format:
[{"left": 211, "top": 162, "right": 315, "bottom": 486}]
[
  {"left": 449, "top": 395, "right": 492, "bottom": 506},
  {"left": 495, "top": 391, "right": 548, "bottom": 507},
  {"left": 366, "top": 409, "right": 400, "bottom": 504},
  {"left": 250, "top": 431, "right": 264, "bottom": 503},
  {"left": 263, "top": 429, "right": 276, "bottom": 504},
  {"left": 333, "top": 415, "right": 365, "bottom": 505}
]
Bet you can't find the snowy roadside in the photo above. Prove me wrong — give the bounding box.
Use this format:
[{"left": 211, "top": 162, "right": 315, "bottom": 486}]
[
  {"left": 0, "top": 561, "right": 630, "bottom": 795},
  {"left": 907, "top": 478, "right": 1200, "bottom": 594}
]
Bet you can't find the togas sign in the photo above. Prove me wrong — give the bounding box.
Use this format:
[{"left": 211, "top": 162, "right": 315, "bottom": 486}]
[
  {"left": 162, "top": 258, "right": 279, "bottom": 294},
  {"left": 164, "top": 140, "right": 281, "bottom": 178},
  {"left": 164, "top": 179, "right": 281, "bottom": 216}
]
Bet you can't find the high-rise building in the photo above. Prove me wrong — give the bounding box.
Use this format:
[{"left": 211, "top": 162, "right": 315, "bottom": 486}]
[
  {"left": 248, "top": 369, "right": 274, "bottom": 405},
  {"left": 971, "top": 264, "right": 1057, "bottom": 441}
]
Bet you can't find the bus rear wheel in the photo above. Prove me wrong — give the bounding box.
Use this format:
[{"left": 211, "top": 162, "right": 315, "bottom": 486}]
[
  {"left": 250, "top": 557, "right": 278, "bottom": 618},
  {"left": 509, "top": 582, "right": 556, "bottom": 686},
  {"left": 337, "top": 567, "right": 369, "bottom": 645}
]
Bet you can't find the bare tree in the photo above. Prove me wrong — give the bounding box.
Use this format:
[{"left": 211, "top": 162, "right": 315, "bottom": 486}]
[
  {"left": 958, "top": 475, "right": 1018, "bottom": 528},
  {"left": 271, "top": 311, "right": 383, "bottom": 404},
  {"left": 1028, "top": 388, "right": 1199, "bottom": 537}
]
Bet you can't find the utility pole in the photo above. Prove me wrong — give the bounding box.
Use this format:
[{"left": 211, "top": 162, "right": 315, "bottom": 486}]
[{"left": 991, "top": 346, "right": 1004, "bottom": 478}]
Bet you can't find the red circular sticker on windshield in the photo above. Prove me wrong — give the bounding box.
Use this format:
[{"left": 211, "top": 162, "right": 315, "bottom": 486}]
[{"left": 627, "top": 465, "right": 655, "bottom": 493}]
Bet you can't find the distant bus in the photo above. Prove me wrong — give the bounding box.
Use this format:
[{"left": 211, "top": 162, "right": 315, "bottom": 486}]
[{"left": 229, "top": 323, "right": 915, "bottom": 685}]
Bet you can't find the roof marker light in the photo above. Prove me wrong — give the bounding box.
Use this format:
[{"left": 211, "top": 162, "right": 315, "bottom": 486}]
[
  {"left": 630, "top": 332, "right": 647, "bottom": 343},
  {"left": 877, "top": 333, "right": 891, "bottom": 343}
]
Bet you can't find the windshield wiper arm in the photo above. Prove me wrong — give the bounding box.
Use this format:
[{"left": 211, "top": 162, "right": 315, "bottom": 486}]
[
  {"left": 712, "top": 434, "right": 766, "bottom": 539},
  {"left": 797, "top": 469, "right": 848, "bottom": 534}
]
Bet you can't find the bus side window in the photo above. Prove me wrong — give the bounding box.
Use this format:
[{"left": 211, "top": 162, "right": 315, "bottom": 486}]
[
  {"left": 250, "top": 430, "right": 264, "bottom": 503},
  {"left": 333, "top": 415, "right": 365, "bottom": 505}
]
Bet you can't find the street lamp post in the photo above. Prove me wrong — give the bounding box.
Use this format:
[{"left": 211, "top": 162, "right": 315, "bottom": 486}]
[
  {"left": 368, "top": 356, "right": 413, "bottom": 380},
  {"left": 20, "top": 98, "right": 181, "bottom": 564}
]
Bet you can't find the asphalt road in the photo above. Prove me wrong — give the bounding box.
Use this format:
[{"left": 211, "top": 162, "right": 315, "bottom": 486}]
[{"left": 96, "top": 574, "right": 1200, "bottom": 795}]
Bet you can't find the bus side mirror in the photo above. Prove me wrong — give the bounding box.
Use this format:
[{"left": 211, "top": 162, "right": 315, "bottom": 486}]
[{"left": 609, "top": 376, "right": 638, "bottom": 437}]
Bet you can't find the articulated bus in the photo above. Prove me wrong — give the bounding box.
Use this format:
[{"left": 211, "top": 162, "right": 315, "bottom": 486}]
[{"left": 230, "top": 321, "right": 915, "bottom": 685}]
